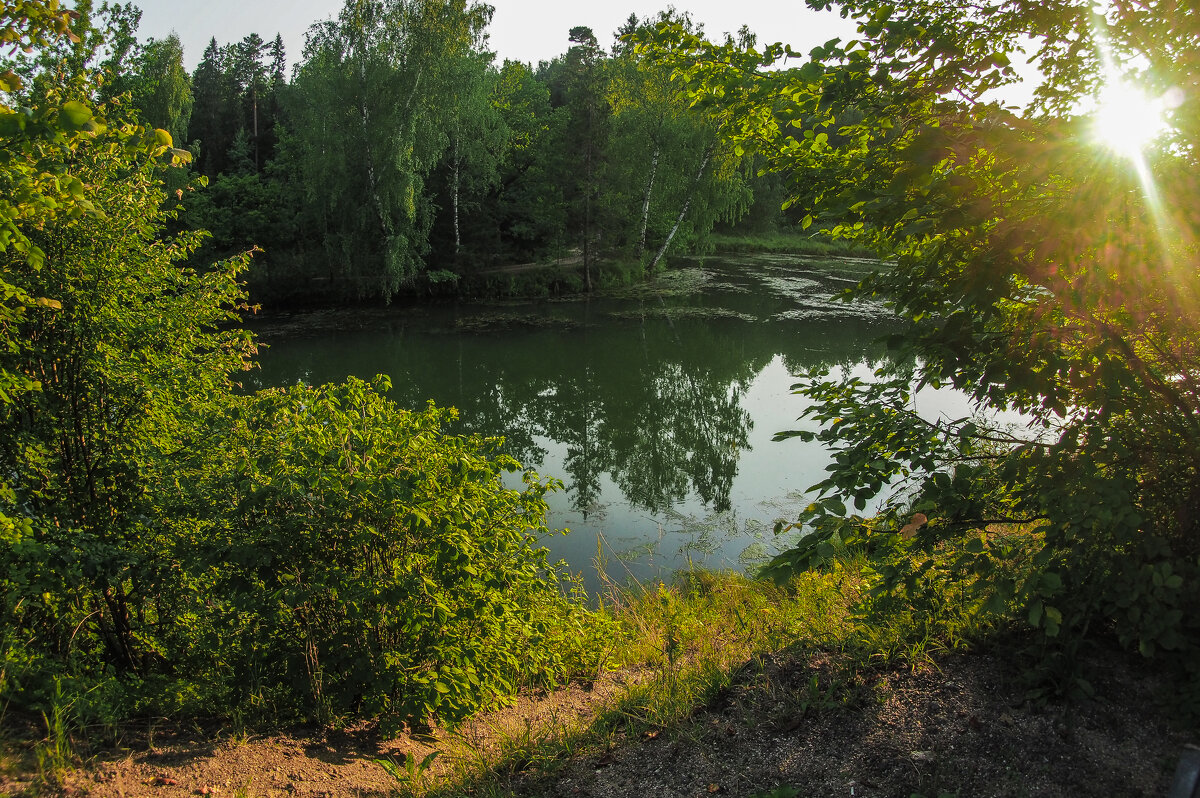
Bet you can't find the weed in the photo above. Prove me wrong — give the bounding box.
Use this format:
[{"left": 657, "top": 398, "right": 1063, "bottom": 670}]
[
  {"left": 33, "top": 680, "right": 74, "bottom": 792},
  {"left": 377, "top": 751, "right": 440, "bottom": 796},
  {"left": 230, "top": 779, "right": 258, "bottom": 798}
]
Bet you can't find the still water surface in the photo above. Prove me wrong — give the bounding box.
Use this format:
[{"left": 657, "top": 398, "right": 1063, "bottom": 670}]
[{"left": 250, "top": 254, "right": 956, "bottom": 587}]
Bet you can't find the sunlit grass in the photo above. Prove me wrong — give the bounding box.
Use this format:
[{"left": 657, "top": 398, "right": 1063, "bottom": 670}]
[
  {"left": 401, "top": 566, "right": 876, "bottom": 797},
  {"left": 368, "top": 521, "right": 1046, "bottom": 798}
]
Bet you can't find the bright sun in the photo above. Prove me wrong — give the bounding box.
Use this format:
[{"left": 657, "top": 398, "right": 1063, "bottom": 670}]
[{"left": 1091, "top": 80, "right": 1169, "bottom": 159}]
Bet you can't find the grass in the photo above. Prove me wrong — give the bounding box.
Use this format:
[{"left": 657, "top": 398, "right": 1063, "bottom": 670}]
[
  {"left": 706, "top": 230, "right": 876, "bottom": 257},
  {"left": 230, "top": 780, "right": 260, "bottom": 798},
  {"left": 370, "top": 564, "right": 874, "bottom": 797},
  {"left": 0, "top": 680, "right": 81, "bottom": 797},
  {"left": 31, "top": 681, "right": 75, "bottom": 794},
  {"left": 2, "top": 540, "right": 1015, "bottom": 798},
  {"left": 368, "top": 538, "right": 1024, "bottom": 798}
]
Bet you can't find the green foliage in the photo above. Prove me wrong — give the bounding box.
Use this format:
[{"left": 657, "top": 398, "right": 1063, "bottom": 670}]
[
  {"left": 426, "top": 48, "right": 506, "bottom": 266},
  {"left": 32, "top": 678, "right": 74, "bottom": 791},
  {"left": 377, "top": 750, "right": 440, "bottom": 796},
  {"left": 0, "top": 5, "right": 607, "bottom": 733},
  {"left": 485, "top": 60, "right": 569, "bottom": 263},
  {"left": 187, "top": 32, "right": 287, "bottom": 179},
  {"left": 167, "top": 377, "right": 602, "bottom": 725},
  {"left": 396, "top": 569, "right": 863, "bottom": 796},
  {"left": 130, "top": 33, "right": 192, "bottom": 146},
  {"left": 68, "top": 1, "right": 778, "bottom": 305},
  {"left": 607, "top": 12, "right": 751, "bottom": 269},
  {"left": 0, "top": 1, "right": 93, "bottom": 405},
  {"left": 288, "top": 0, "right": 493, "bottom": 299},
  {"left": 1, "top": 3, "right": 223, "bottom": 714},
  {"left": 0, "top": 99, "right": 250, "bottom": 688},
  {"left": 762, "top": 364, "right": 1200, "bottom": 684},
  {"left": 640, "top": 0, "right": 1200, "bottom": 695}
]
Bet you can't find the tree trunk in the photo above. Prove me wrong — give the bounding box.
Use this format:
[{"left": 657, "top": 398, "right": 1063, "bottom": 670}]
[
  {"left": 637, "top": 146, "right": 660, "bottom": 257},
  {"left": 252, "top": 84, "right": 259, "bottom": 171},
  {"left": 583, "top": 132, "right": 594, "bottom": 292},
  {"left": 583, "top": 181, "right": 592, "bottom": 292},
  {"left": 404, "top": 64, "right": 424, "bottom": 113},
  {"left": 358, "top": 60, "right": 392, "bottom": 242},
  {"left": 650, "top": 147, "right": 713, "bottom": 272},
  {"left": 452, "top": 137, "right": 461, "bottom": 255},
  {"left": 582, "top": 75, "right": 597, "bottom": 293}
]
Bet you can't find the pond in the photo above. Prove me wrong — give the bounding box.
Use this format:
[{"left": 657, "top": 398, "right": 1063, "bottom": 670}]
[{"left": 249, "top": 253, "right": 964, "bottom": 589}]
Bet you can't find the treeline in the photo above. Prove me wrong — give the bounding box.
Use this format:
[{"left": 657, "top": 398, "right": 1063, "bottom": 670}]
[{"left": 89, "top": 1, "right": 793, "bottom": 305}]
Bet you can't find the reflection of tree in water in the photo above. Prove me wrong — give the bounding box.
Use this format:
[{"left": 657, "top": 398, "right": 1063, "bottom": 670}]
[
  {"left": 609, "top": 361, "right": 752, "bottom": 513},
  {"left": 458, "top": 381, "right": 548, "bottom": 469},
  {"left": 543, "top": 365, "right": 608, "bottom": 515},
  {"left": 250, "top": 257, "right": 895, "bottom": 517},
  {"left": 523, "top": 318, "right": 763, "bottom": 515},
  {"left": 776, "top": 319, "right": 891, "bottom": 378},
  {"left": 424, "top": 312, "right": 889, "bottom": 517}
]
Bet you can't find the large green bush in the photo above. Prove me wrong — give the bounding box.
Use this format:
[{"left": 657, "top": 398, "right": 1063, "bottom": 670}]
[
  {"left": 0, "top": 50, "right": 252, "bottom": 705},
  {"left": 0, "top": 4, "right": 602, "bottom": 728},
  {"left": 168, "top": 377, "right": 601, "bottom": 725}
]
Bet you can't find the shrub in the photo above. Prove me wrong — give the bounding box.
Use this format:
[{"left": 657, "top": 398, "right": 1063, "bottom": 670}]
[{"left": 168, "top": 377, "right": 601, "bottom": 726}]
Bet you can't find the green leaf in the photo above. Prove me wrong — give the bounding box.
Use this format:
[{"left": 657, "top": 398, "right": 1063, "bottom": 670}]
[
  {"left": 58, "top": 100, "right": 92, "bottom": 130},
  {"left": 822, "top": 497, "right": 847, "bottom": 516}
]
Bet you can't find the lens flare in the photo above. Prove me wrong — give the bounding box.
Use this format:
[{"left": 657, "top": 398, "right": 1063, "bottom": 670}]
[{"left": 1091, "top": 80, "right": 1168, "bottom": 159}]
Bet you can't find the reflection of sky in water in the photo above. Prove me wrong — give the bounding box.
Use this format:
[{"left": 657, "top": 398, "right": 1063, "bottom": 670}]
[
  {"left": 531, "top": 356, "right": 1028, "bottom": 591},
  {"left": 250, "top": 255, "right": 1027, "bottom": 592},
  {"left": 527, "top": 353, "right": 813, "bottom": 587}
]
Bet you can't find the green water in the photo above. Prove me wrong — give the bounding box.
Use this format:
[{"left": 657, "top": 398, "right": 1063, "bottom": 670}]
[{"left": 249, "top": 254, "right": 935, "bottom": 586}]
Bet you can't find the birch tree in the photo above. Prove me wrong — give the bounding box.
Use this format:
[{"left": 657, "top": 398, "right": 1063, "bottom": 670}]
[
  {"left": 608, "top": 12, "right": 749, "bottom": 269},
  {"left": 291, "top": 0, "right": 490, "bottom": 298}
]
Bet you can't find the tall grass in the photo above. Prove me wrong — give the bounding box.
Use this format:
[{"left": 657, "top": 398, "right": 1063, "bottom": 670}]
[
  {"left": 375, "top": 542, "right": 1020, "bottom": 798},
  {"left": 376, "top": 566, "right": 865, "bottom": 797}
]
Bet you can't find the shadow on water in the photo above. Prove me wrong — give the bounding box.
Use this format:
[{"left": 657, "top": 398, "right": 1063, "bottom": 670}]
[{"left": 248, "top": 254, "right": 893, "bottom": 588}]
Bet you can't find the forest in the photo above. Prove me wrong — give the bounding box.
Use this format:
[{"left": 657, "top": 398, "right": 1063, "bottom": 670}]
[
  {"left": 15, "top": 1, "right": 788, "bottom": 306},
  {"left": 2, "top": 0, "right": 1199, "bottom": 790}
]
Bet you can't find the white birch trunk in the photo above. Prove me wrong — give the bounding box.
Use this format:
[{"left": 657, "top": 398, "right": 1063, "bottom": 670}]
[
  {"left": 638, "top": 146, "right": 660, "bottom": 257},
  {"left": 650, "top": 148, "right": 712, "bottom": 272},
  {"left": 452, "top": 137, "right": 461, "bottom": 254},
  {"left": 359, "top": 59, "right": 391, "bottom": 239}
]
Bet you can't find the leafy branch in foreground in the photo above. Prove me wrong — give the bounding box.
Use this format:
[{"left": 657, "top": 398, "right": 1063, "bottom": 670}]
[{"left": 639, "top": 0, "right": 1200, "bottom": 699}]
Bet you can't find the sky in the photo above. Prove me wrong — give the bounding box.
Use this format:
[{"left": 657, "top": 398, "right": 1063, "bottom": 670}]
[{"left": 132, "top": 0, "right": 861, "bottom": 71}]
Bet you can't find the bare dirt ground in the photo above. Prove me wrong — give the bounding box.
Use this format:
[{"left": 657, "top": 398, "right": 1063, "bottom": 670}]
[
  {"left": 538, "top": 648, "right": 1193, "bottom": 798},
  {"left": 3, "top": 644, "right": 1194, "bottom": 798}
]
